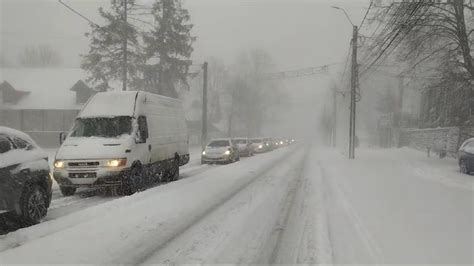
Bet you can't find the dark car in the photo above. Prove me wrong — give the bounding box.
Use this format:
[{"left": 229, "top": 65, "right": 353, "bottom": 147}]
[
  {"left": 458, "top": 138, "right": 474, "bottom": 174},
  {"left": 0, "top": 127, "right": 52, "bottom": 225},
  {"left": 233, "top": 138, "right": 254, "bottom": 157},
  {"left": 263, "top": 138, "right": 276, "bottom": 151}
]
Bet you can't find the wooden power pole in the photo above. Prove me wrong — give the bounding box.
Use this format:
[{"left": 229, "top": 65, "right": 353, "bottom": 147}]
[
  {"left": 349, "top": 25, "right": 358, "bottom": 159},
  {"left": 201, "top": 62, "right": 209, "bottom": 149}
]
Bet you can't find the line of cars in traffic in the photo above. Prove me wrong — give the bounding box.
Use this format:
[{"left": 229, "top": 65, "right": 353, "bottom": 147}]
[
  {"left": 0, "top": 90, "right": 296, "bottom": 228},
  {"left": 201, "top": 137, "right": 295, "bottom": 165}
]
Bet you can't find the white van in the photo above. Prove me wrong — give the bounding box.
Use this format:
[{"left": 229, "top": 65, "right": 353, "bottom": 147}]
[{"left": 53, "top": 91, "right": 189, "bottom": 196}]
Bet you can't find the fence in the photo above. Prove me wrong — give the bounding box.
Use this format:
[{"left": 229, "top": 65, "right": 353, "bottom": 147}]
[
  {"left": 400, "top": 127, "right": 460, "bottom": 158},
  {"left": 0, "top": 109, "right": 79, "bottom": 147}
]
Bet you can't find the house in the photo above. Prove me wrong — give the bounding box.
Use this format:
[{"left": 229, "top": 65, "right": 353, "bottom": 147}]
[{"left": 0, "top": 68, "right": 95, "bottom": 147}]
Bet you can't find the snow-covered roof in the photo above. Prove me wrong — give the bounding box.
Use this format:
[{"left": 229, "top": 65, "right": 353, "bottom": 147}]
[{"left": 0, "top": 68, "right": 88, "bottom": 110}]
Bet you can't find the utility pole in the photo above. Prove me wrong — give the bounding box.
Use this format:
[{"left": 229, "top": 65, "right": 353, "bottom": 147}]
[
  {"left": 349, "top": 25, "right": 358, "bottom": 159},
  {"left": 201, "top": 62, "right": 209, "bottom": 150},
  {"left": 397, "top": 75, "right": 405, "bottom": 125},
  {"left": 332, "top": 85, "right": 337, "bottom": 147},
  {"left": 122, "top": 0, "right": 128, "bottom": 91}
]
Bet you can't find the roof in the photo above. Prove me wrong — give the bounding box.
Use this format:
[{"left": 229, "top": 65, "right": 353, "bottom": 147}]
[
  {"left": 79, "top": 91, "right": 138, "bottom": 118},
  {"left": 70, "top": 80, "right": 91, "bottom": 92},
  {"left": 210, "top": 138, "right": 232, "bottom": 141},
  {"left": 0, "top": 68, "right": 88, "bottom": 110}
]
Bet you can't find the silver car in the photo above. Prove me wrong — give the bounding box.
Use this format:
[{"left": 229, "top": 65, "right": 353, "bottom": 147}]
[{"left": 201, "top": 139, "right": 240, "bottom": 164}]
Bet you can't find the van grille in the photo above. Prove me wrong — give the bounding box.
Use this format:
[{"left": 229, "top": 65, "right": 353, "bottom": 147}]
[{"left": 68, "top": 162, "right": 100, "bottom": 168}]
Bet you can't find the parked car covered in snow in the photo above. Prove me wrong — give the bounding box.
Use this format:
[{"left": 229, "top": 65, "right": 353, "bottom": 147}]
[
  {"left": 0, "top": 127, "right": 52, "bottom": 225},
  {"left": 53, "top": 91, "right": 190, "bottom": 196},
  {"left": 201, "top": 138, "right": 240, "bottom": 164},
  {"left": 233, "top": 138, "right": 254, "bottom": 157},
  {"left": 458, "top": 138, "right": 474, "bottom": 174}
]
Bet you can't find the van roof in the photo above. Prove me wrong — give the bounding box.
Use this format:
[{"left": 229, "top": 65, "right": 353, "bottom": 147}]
[
  {"left": 78, "top": 91, "right": 182, "bottom": 118},
  {"left": 78, "top": 91, "right": 138, "bottom": 118}
]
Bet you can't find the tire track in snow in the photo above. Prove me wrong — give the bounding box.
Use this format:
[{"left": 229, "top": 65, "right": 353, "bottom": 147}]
[
  {"left": 132, "top": 147, "right": 302, "bottom": 265},
  {"left": 266, "top": 151, "right": 306, "bottom": 264},
  {"left": 270, "top": 147, "right": 334, "bottom": 264},
  {"left": 319, "top": 161, "right": 385, "bottom": 265}
]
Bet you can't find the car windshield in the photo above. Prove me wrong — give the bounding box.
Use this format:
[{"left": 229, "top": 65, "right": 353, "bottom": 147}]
[
  {"left": 70, "top": 117, "right": 132, "bottom": 138},
  {"left": 251, "top": 139, "right": 262, "bottom": 143},
  {"left": 234, "top": 139, "right": 247, "bottom": 144},
  {"left": 0, "top": 136, "right": 12, "bottom": 154},
  {"left": 208, "top": 140, "right": 230, "bottom": 147}
]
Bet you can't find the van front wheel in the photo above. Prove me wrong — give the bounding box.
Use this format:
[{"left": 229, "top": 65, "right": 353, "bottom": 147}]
[{"left": 122, "top": 164, "right": 144, "bottom": 195}]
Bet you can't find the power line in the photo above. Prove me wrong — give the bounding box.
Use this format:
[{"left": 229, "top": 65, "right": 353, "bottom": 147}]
[
  {"left": 260, "top": 63, "right": 341, "bottom": 80},
  {"left": 341, "top": 40, "right": 352, "bottom": 82},
  {"left": 359, "top": 1, "right": 426, "bottom": 77},
  {"left": 359, "top": 0, "right": 374, "bottom": 29},
  {"left": 57, "top": 0, "right": 100, "bottom": 28}
]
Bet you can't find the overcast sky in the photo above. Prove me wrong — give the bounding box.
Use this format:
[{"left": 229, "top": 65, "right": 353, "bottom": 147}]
[
  {"left": 1, "top": 0, "right": 369, "bottom": 70},
  {"left": 0, "top": 0, "right": 370, "bottom": 136}
]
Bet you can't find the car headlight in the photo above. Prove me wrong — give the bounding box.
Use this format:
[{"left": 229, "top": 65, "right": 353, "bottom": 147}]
[
  {"left": 54, "top": 160, "right": 65, "bottom": 169},
  {"left": 202, "top": 151, "right": 206, "bottom": 155},
  {"left": 280, "top": 141, "right": 284, "bottom": 145},
  {"left": 105, "top": 158, "right": 127, "bottom": 167},
  {"left": 224, "top": 150, "right": 231, "bottom": 155},
  {"left": 258, "top": 145, "right": 263, "bottom": 149}
]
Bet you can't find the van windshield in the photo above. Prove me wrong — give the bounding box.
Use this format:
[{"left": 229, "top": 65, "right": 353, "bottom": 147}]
[{"left": 70, "top": 116, "right": 132, "bottom": 138}]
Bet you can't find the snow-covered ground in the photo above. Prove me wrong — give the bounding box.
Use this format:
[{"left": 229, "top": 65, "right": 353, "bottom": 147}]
[
  {"left": 318, "top": 147, "right": 474, "bottom": 265},
  {"left": 1, "top": 144, "right": 472, "bottom": 264}
]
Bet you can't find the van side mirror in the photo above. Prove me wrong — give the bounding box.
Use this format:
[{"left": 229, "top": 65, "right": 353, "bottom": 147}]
[
  {"left": 59, "top": 132, "right": 67, "bottom": 145},
  {"left": 136, "top": 116, "right": 149, "bottom": 144}
]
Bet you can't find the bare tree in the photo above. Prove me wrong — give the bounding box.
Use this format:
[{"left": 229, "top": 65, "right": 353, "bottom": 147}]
[
  {"left": 225, "top": 49, "right": 283, "bottom": 137},
  {"left": 365, "top": 0, "right": 474, "bottom": 128},
  {"left": 18, "top": 45, "right": 61, "bottom": 67}
]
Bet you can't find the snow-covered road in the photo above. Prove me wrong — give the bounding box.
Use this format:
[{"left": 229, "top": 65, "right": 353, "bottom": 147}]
[
  {"left": 0, "top": 144, "right": 472, "bottom": 264},
  {"left": 0, "top": 145, "right": 308, "bottom": 264}
]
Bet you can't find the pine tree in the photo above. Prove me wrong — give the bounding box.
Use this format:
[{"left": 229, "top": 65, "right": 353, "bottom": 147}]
[
  {"left": 143, "top": 0, "right": 195, "bottom": 98},
  {"left": 81, "top": 0, "right": 144, "bottom": 92}
]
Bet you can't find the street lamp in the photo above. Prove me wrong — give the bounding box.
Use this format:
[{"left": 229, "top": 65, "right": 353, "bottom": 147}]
[{"left": 331, "top": 6, "right": 354, "bottom": 26}]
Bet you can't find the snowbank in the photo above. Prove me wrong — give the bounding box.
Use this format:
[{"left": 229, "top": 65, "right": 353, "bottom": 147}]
[{"left": 318, "top": 147, "right": 473, "bottom": 264}]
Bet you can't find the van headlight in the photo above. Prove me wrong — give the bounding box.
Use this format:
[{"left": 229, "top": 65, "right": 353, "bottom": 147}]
[
  {"left": 224, "top": 150, "right": 231, "bottom": 155},
  {"left": 105, "top": 158, "right": 127, "bottom": 167},
  {"left": 202, "top": 151, "right": 206, "bottom": 155},
  {"left": 54, "top": 160, "right": 65, "bottom": 169}
]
